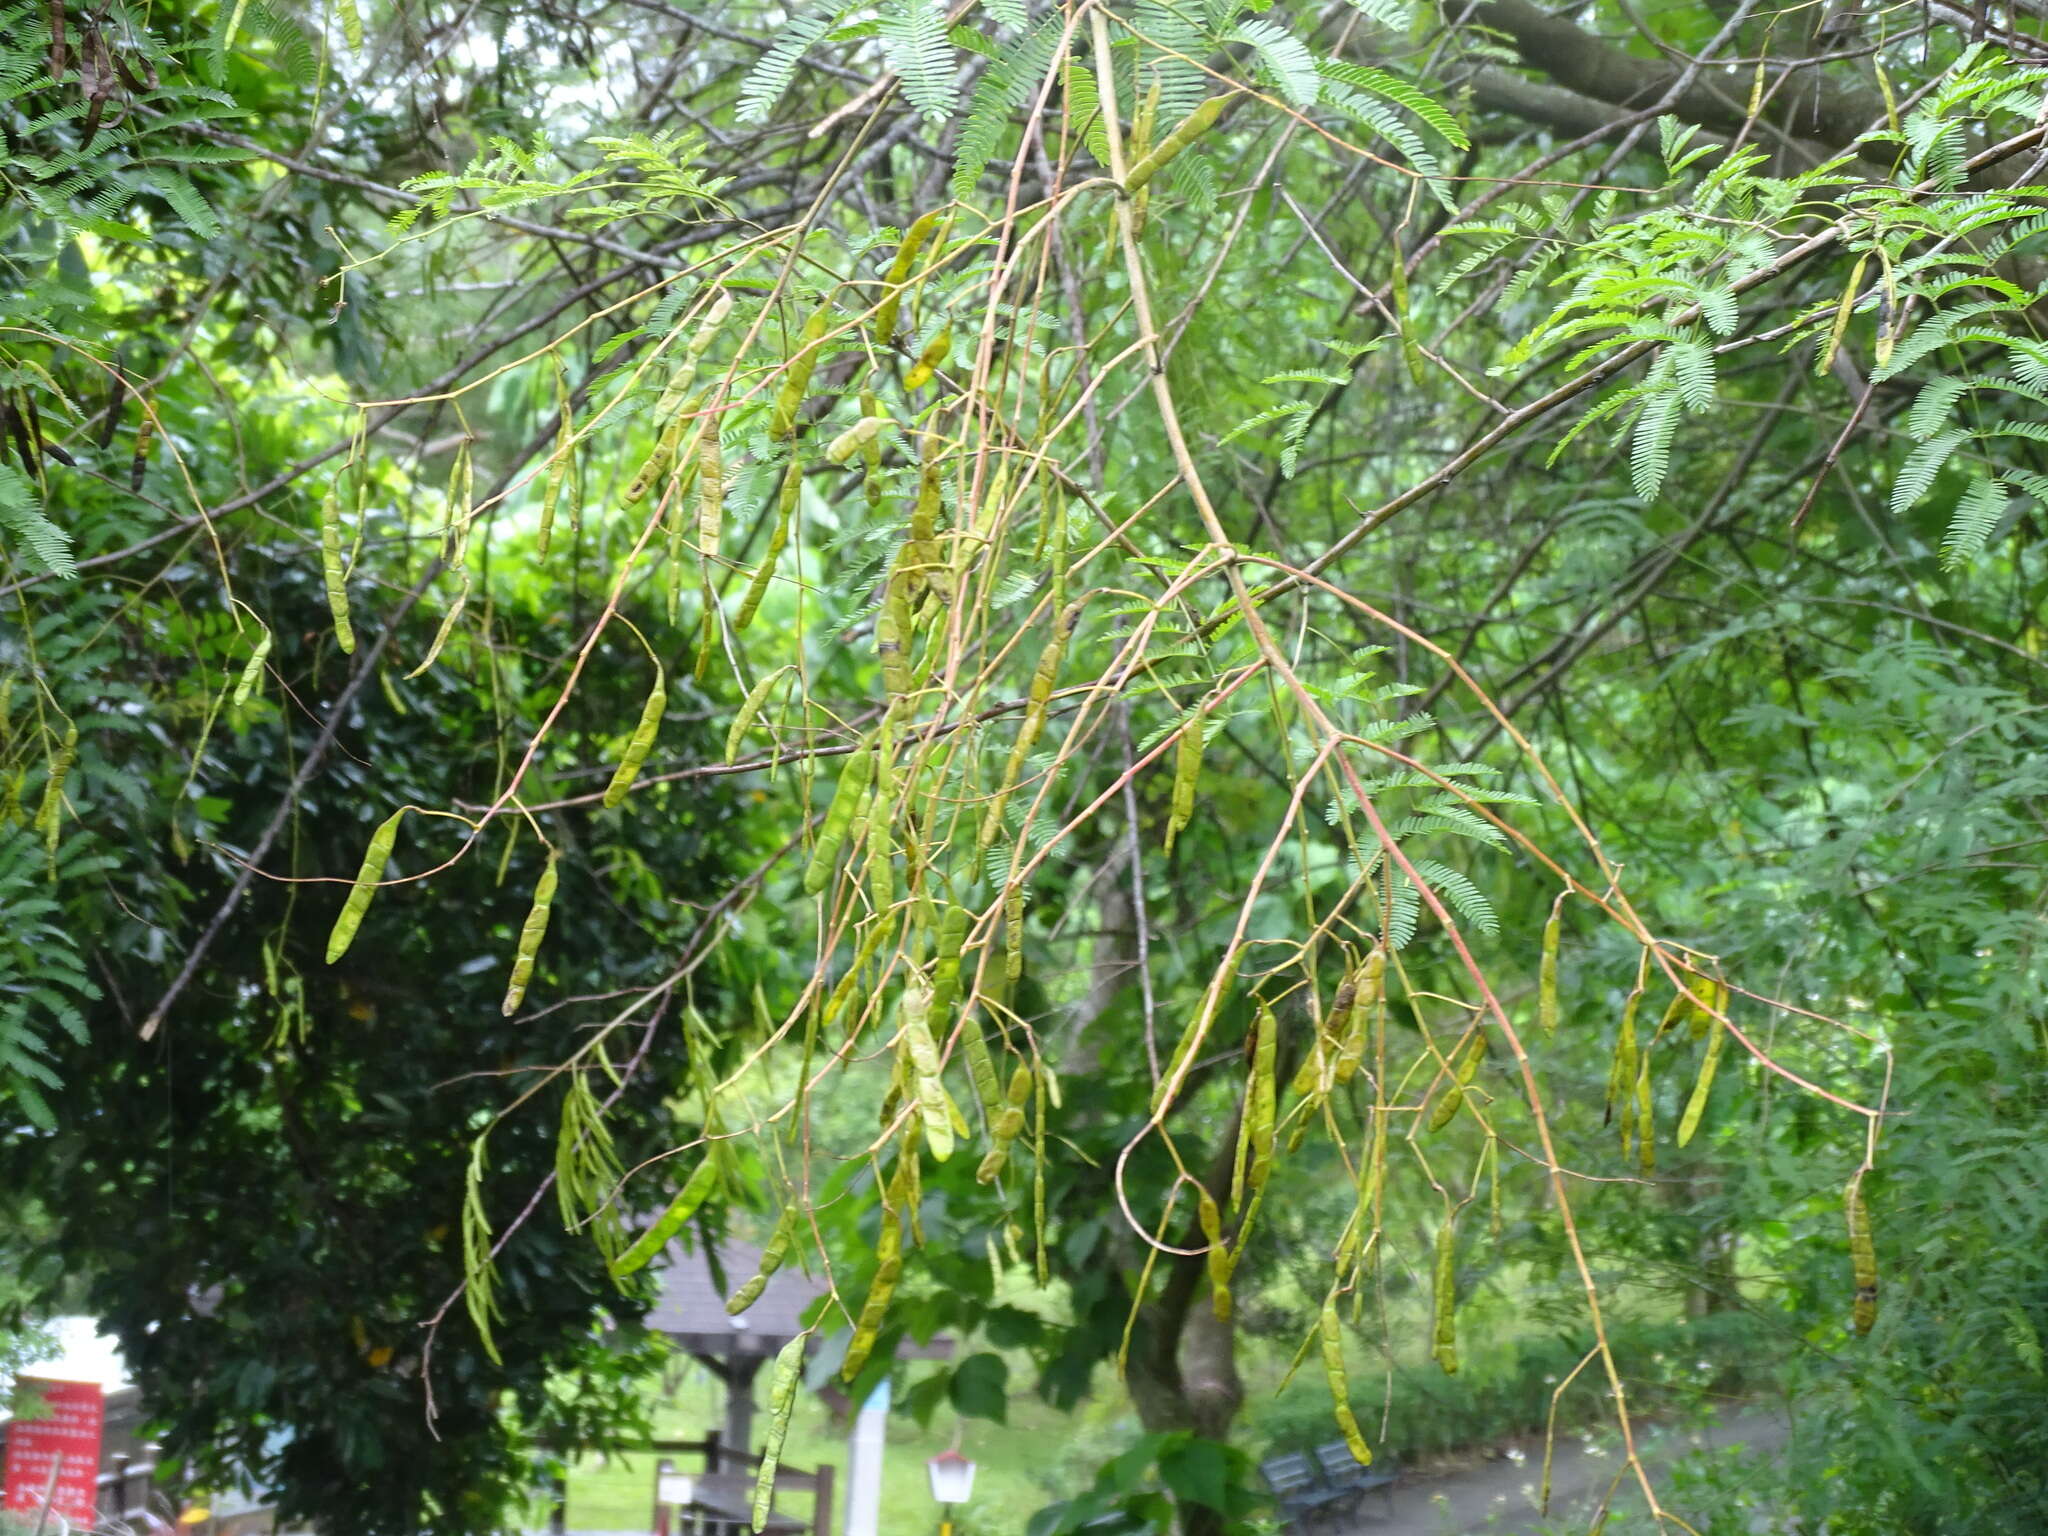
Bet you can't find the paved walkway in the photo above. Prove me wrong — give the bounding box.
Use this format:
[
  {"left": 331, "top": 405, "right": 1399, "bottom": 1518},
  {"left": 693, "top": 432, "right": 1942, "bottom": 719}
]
[{"left": 1340, "top": 1410, "right": 1790, "bottom": 1534}]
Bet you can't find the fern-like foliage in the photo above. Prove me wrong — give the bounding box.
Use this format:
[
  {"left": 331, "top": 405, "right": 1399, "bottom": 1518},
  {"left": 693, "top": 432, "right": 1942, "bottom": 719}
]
[
  {"left": 879, "top": 0, "right": 957, "bottom": 122},
  {"left": 0, "top": 824, "right": 97, "bottom": 1132},
  {"left": 737, "top": 5, "right": 844, "bottom": 123},
  {"left": 949, "top": 15, "right": 1067, "bottom": 199}
]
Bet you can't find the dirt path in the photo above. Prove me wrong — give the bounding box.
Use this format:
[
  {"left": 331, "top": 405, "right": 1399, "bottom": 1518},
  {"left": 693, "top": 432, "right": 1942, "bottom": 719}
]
[{"left": 1333, "top": 1410, "right": 1791, "bottom": 1534}]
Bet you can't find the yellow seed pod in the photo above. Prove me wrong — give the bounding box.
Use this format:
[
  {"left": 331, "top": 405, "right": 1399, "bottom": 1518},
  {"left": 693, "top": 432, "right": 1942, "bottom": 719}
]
[
  {"left": 233, "top": 627, "right": 273, "bottom": 708},
  {"left": 803, "top": 743, "right": 875, "bottom": 895},
  {"left": 898, "top": 979, "right": 954, "bottom": 1162},
  {"left": 1200, "top": 1188, "right": 1233, "bottom": 1321},
  {"left": 695, "top": 408, "right": 725, "bottom": 555},
  {"left": 826, "top": 415, "right": 887, "bottom": 465},
  {"left": 903, "top": 325, "right": 951, "bottom": 391}
]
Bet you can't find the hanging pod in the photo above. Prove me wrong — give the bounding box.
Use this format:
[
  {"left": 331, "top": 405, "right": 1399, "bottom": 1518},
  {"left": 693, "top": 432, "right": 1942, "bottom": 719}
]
[
  {"left": 803, "top": 742, "right": 876, "bottom": 895},
  {"left": 500, "top": 854, "right": 559, "bottom": 1016},
  {"left": 603, "top": 662, "right": 667, "bottom": 809},
  {"left": 326, "top": 807, "right": 406, "bottom": 964}
]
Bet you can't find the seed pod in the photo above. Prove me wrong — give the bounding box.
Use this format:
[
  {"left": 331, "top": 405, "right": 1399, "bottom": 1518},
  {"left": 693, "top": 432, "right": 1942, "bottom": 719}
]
[
  {"left": 500, "top": 854, "right": 559, "bottom": 1016},
  {"left": 539, "top": 364, "right": 571, "bottom": 557},
  {"left": 1164, "top": 707, "right": 1204, "bottom": 854},
  {"left": 1321, "top": 1295, "right": 1373, "bottom": 1464},
  {"left": 233, "top": 626, "right": 273, "bottom": 708},
  {"left": 696, "top": 408, "right": 726, "bottom": 555},
  {"left": 1689, "top": 978, "right": 1723, "bottom": 1042},
  {"left": 827, "top": 415, "right": 887, "bottom": 466},
  {"left": 1432, "top": 1217, "right": 1459, "bottom": 1375},
  {"left": 823, "top": 913, "right": 897, "bottom": 1028},
  {"left": 1675, "top": 1014, "right": 1726, "bottom": 1147},
  {"left": 1233, "top": 1004, "right": 1278, "bottom": 1210},
  {"left": 406, "top": 571, "right": 470, "bottom": 679},
  {"left": 975, "top": 1065, "right": 1033, "bottom": 1184},
  {"left": 33, "top": 721, "right": 77, "bottom": 842},
  {"left": 1201, "top": 1188, "right": 1233, "bottom": 1321},
  {"left": 1427, "top": 1033, "right": 1485, "bottom": 1132},
  {"left": 1634, "top": 1050, "right": 1655, "bottom": 1175},
  {"left": 843, "top": 1159, "right": 909, "bottom": 1380},
  {"left": 876, "top": 565, "right": 914, "bottom": 697},
  {"left": 803, "top": 743, "right": 875, "bottom": 895},
  {"left": 736, "top": 458, "right": 802, "bottom": 632},
  {"left": 903, "top": 325, "right": 951, "bottom": 391},
  {"left": 1334, "top": 950, "right": 1384, "bottom": 1086},
  {"left": 1538, "top": 896, "right": 1563, "bottom": 1035},
  {"left": 1003, "top": 880, "right": 1024, "bottom": 981},
  {"left": 979, "top": 596, "right": 1084, "bottom": 848},
  {"left": 1122, "top": 91, "right": 1234, "bottom": 195},
  {"left": 898, "top": 979, "right": 954, "bottom": 1162},
  {"left": 603, "top": 663, "right": 667, "bottom": 809},
  {"left": 1605, "top": 985, "right": 1642, "bottom": 1129},
  {"left": 1846, "top": 1174, "right": 1877, "bottom": 1335},
  {"left": 753, "top": 1330, "right": 807, "bottom": 1531},
  {"left": 873, "top": 209, "right": 943, "bottom": 343},
  {"left": 609, "top": 1154, "right": 720, "bottom": 1278},
  {"left": 929, "top": 902, "right": 972, "bottom": 1024},
  {"left": 326, "top": 807, "right": 405, "bottom": 964},
  {"left": 728, "top": 1206, "right": 799, "bottom": 1315},
  {"left": 727, "top": 666, "right": 789, "bottom": 764},
  {"left": 622, "top": 414, "right": 683, "bottom": 506},
  {"left": 770, "top": 304, "right": 832, "bottom": 440},
  {"left": 320, "top": 487, "right": 355, "bottom": 654}
]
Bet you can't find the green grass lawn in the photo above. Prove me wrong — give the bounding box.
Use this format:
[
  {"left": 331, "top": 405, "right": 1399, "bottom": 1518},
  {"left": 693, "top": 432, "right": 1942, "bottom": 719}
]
[{"left": 560, "top": 1352, "right": 1132, "bottom": 1535}]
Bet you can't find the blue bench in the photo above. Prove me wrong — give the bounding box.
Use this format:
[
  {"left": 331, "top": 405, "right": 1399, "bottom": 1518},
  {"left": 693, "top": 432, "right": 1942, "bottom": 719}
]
[{"left": 1260, "top": 1442, "right": 1397, "bottom": 1526}]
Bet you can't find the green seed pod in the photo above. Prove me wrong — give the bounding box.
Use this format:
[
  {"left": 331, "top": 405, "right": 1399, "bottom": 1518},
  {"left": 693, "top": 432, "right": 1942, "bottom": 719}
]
[
  {"left": 406, "top": 571, "right": 469, "bottom": 679},
  {"left": 696, "top": 409, "right": 726, "bottom": 555},
  {"left": 233, "top": 627, "right": 273, "bottom": 708},
  {"left": 876, "top": 565, "right": 914, "bottom": 697},
  {"left": 326, "top": 807, "right": 405, "bottom": 964},
  {"left": 603, "top": 663, "right": 667, "bottom": 809},
  {"left": 1164, "top": 708, "right": 1204, "bottom": 854},
  {"left": 826, "top": 415, "right": 887, "bottom": 466},
  {"left": 1233, "top": 1004, "right": 1278, "bottom": 1211},
  {"left": 1847, "top": 1175, "right": 1877, "bottom": 1336},
  {"left": 727, "top": 666, "right": 789, "bottom": 764},
  {"left": 1432, "top": 1217, "right": 1459, "bottom": 1375},
  {"left": 736, "top": 458, "right": 802, "bottom": 632},
  {"left": 539, "top": 363, "right": 571, "bottom": 557},
  {"left": 1427, "top": 1033, "right": 1485, "bottom": 1132},
  {"left": 610, "top": 1154, "right": 720, "bottom": 1278},
  {"left": 979, "top": 596, "right": 1084, "bottom": 849},
  {"left": 1334, "top": 950, "right": 1384, "bottom": 1086},
  {"left": 974, "top": 1066, "right": 1033, "bottom": 1183},
  {"left": 320, "top": 487, "right": 355, "bottom": 655},
  {"left": 1123, "top": 91, "right": 1233, "bottom": 195},
  {"left": 1675, "top": 1013, "right": 1726, "bottom": 1147},
  {"left": 1605, "top": 985, "right": 1642, "bottom": 1130},
  {"left": 1634, "top": 1050, "right": 1655, "bottom": 1175},
  {"left": 898, "top": 979, "right": 954, "bottom": 1162},
  {"left": 33, "top": 721, "right": 77, "bottom": 842},
  {"left": 929, "top": 902, "right": 972, "bottom": 1024},
  {"left": 753, "top": 1330, "right": 807, "bottom": 1531},
  {"left": 843, "top": 1158, "right": 911, "bottom": 1380},
  {"left": 903, "top": 325, "right": 951, "bottom": 391},
  {"left": 873, "top": 209, "right": 943, "bottom": 343},
  {"left": 726, "top": 1206, "right": 798, "bottom": 1315},
  {"left": 1201, "top": 1188, "right": 1233, "bottom": 1321},
  {"left": 1538, "top": 897, "right": 1563, "bottom": 1035},
  {"left": 770, "top": 305, "right": 832, "bottom": 440},
  {"left": 500, "top": 854, "right": 559, "bottom": 1016},
  {"left": 803, "top": 743, "right": 876, "bottom": 895},
  {"left": 1321, "top": 1295, "right": 1372, "bottom": 1464}
]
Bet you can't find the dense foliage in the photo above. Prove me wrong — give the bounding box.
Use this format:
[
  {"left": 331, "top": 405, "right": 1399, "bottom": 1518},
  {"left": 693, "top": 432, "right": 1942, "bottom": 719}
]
[{"left": 5, "top": 0, "right": 2048, "bottom": 1532}]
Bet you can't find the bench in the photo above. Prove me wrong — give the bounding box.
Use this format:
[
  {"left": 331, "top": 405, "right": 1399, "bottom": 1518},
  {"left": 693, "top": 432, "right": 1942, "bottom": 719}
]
[{"left": 1259, "top": 1442, "right": 1397, "bottom": 1527}]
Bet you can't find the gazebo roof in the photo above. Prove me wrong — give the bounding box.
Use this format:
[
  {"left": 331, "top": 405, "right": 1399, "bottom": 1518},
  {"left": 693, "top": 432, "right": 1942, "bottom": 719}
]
[{"left": 646, "top": 1237, "right": 819, "bottom": 1358}]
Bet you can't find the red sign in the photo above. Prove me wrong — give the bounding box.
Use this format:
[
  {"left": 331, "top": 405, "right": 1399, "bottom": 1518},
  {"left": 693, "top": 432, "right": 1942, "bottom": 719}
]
[{"left": 4, "top": 1378, "right": 105, "bottom": 1531}]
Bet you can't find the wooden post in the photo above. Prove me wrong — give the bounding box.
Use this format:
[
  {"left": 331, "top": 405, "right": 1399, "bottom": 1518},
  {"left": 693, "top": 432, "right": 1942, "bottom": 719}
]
[{"left": 812, "top": 1462, "right": 834, "bottom": 1536}]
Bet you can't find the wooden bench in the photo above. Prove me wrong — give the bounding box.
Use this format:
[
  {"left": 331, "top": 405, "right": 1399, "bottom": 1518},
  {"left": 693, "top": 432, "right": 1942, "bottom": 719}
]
[{"left": 1259, "top": 1443, "right": 1397, "bottom": 1527}]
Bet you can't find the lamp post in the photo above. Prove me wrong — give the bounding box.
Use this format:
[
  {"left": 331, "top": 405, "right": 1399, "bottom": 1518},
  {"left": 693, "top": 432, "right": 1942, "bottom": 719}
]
[{"left": 925, "top": 1449, "right": 976, "bottom": 1536}]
